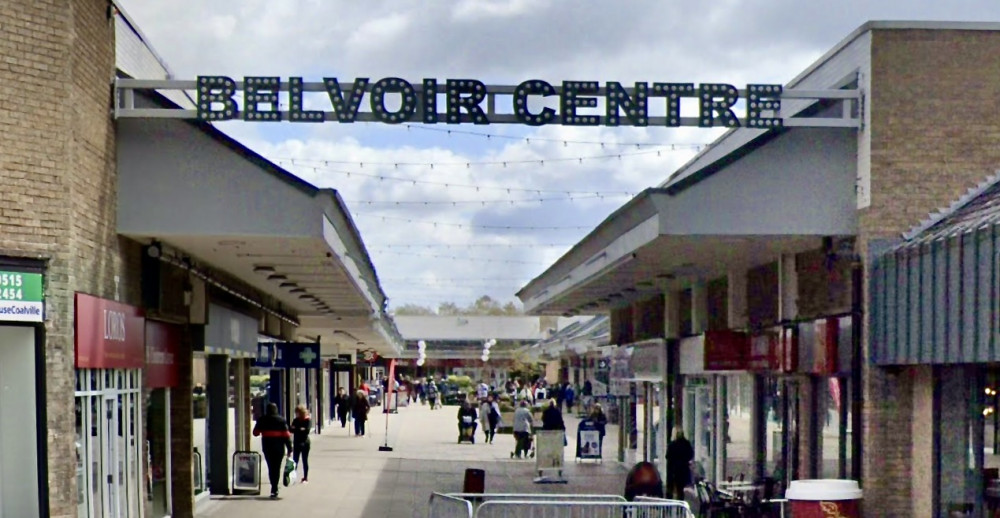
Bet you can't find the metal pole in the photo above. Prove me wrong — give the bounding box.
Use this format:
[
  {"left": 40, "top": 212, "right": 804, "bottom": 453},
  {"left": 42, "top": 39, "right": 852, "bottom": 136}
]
[{"left": 851, "top": 261, "right": 864, "bottom": 482}]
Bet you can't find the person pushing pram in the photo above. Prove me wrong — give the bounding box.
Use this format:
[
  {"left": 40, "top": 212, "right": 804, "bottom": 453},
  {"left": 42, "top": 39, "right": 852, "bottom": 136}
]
[{"left": 457, "top": 399, "right": 478, "bottom": 443}]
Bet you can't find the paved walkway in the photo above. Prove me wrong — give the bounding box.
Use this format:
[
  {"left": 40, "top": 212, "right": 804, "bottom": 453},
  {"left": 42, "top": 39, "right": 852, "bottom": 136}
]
[{"left": 197, "top": 403, "right": 630, "bottom": 518}]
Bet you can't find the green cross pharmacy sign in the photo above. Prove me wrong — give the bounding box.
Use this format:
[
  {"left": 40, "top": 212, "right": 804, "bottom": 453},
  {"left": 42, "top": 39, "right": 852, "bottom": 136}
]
[{"left": 0, "top": 271, "right": 44, "bottom": 323}]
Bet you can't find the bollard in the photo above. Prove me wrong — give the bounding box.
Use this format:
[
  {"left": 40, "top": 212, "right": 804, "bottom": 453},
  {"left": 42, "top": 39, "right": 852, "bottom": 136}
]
[{"left": 463, "top": 468, "right": 485, "bottom": 494}]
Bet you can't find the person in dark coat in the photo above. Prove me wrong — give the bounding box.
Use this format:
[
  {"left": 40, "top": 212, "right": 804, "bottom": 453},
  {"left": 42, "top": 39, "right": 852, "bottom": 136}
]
[
  {"left": 333, "top": 387, "right": 350, "bottom": 428},
  {"left": 666, "top": 428, "right": 695, "bottom": 500},
  {"left": 290, "top": 405, "right": 312, "bottom": 483},
  {"left": 252, "top": 403, "right": 292, "bottom": 499},
  {"left": 352, "top": 389, "right": 371, "bottom": 436},
  {"left": 458, "top": 400, "right": 479, "bottom": 442},
  {"left": 541, "top": 399, "right": 565, "bottom": 430}
]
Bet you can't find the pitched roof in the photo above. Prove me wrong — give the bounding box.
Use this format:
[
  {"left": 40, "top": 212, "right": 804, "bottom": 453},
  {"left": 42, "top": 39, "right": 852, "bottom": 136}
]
[{"left": 898, "top": 172, "right": 1000, "bottom": 249}]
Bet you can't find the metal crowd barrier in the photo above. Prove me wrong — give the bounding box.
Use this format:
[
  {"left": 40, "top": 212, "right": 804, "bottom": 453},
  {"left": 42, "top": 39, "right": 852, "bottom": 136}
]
[
  {"left": 428, "top": 493, "right": 693, "bottom": 518},
  {"left": 428, "top": 493, "right": 474, "bottom": 518}
]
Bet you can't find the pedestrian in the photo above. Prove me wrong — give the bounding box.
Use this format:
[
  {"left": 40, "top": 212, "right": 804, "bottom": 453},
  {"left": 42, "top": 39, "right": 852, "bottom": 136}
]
[
  {"left": 480, "top": 395, "right": 501, "bottom": 443},
  {"left": 553, "top": 383, "right": 564, "bottom": 410},
  {"left": 476, "top": 380, "right": 490, "bottom": 401},
  {"left": 541, "top": 398, "right": 565, "bottom": 431},
  {"left": 458, "top": 399, "right": 479, "bottom": 443},
  {"left": 590, "top": 403, "right": 608, "bottom": 449},
  {"left": 666, "top": 428, "right": 695, "bottom": 500},
  {"left": 334, "top": 387, "right": 350, "bottom": 428},
  {"left": 427, "top": 380, "right": 439, "bottom": 410},
  {"left": 252, "top": 403, "right": 292, "bottom": 499},
  {"left": 624, "top": 461, "right": 664, "bottom": 501},
  {"left": 352, "top": 389, "right": 370, "bottom": 436},
  {"left": 478, "top": 396, "right": 490, "bottom": 441},
  {"left": 564, "top": 383, "right": 576, "bottom": 414},
  {"left": 582, "top": 379, "right": 594, "bottom": 414},
  {"left": 511, "top": 399, "right": 533, "bottom": 459},
  {"left": 290, "top": 405, "right": 312, "bottom": 483}
]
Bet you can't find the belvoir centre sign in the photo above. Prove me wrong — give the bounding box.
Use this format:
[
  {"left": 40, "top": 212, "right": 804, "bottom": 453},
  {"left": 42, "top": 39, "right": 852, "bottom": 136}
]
[{"left": 114, "top": 76, "right": 861, "bottom": 129}]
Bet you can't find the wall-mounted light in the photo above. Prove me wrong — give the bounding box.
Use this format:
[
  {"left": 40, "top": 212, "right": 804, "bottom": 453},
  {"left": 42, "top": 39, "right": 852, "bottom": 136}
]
[
  {"left": 279, "top": 281, "right": 297, "bottom": 289},
  {"left": 267, "top": 273, "right": 287, "bottom": 282},
  {"left": 289, "top": 288, "right": 306, "bottom": 294},
  {"left": 253, "top": 265, "right": 275, "bottom": 275}
]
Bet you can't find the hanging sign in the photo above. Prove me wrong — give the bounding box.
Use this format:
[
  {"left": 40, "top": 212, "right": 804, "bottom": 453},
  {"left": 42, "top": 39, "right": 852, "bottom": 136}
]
[
  {"left": 254, "top": 342, "right": 320, "bottom": 369},
  {"left": 75, "top": 293, "right": 145, "bottom": 369},
  {"left": 194, "top": 76, "right": 784, "bottom": 129},
  {"left": 145, "top": 320, "right": 181, "bottom": 388},
  {"left": 0, "top": 270, "right": 43, "bottom": 322}
]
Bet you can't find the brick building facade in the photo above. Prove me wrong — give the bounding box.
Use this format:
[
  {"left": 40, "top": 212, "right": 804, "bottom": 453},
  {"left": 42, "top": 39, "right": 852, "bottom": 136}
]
[{"left": 517, "top": 22, "right": 1000, "bottom": 517}]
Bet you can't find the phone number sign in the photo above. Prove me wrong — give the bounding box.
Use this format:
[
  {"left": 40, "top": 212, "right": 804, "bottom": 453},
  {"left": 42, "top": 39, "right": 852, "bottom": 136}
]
[{"left": 0, "top": 271, "right": 43, "bottom": 322}]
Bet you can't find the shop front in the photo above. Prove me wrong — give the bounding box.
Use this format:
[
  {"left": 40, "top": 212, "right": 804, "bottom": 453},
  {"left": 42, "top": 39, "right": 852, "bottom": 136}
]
[
  {"left": 74, "top": 293, "right": 146, "bottom": 518},
  {"left": 143, "top": 320, "right": 182, "bottom": 518},
  {"left": 193, "top": 303, "right": 258, "bottom": 497},
  {"left": 0, "top": 265, "right": 46, "bottom": 518}
]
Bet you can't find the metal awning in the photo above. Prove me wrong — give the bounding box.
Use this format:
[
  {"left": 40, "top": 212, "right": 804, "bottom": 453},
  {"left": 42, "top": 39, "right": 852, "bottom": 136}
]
[
  {"left": 517, "top": 127, "right": 858, "bottom": 315},
  {"left": 116, "top": 114, "right": 402, "bottom": 358}
]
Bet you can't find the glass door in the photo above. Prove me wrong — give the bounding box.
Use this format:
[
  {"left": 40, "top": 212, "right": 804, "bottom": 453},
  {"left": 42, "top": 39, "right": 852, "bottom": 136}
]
[{"left": 103, "top": 394, "right": 121, "bottom": 518}]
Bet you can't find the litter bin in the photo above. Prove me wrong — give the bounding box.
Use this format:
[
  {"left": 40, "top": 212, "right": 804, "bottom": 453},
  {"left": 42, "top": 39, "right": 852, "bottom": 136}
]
[
  {"left": 463, "top": 468, "right": 485, "bottom": 494},
  {"left": 786, "top": 479, "right": 862, "bottom": 518}
]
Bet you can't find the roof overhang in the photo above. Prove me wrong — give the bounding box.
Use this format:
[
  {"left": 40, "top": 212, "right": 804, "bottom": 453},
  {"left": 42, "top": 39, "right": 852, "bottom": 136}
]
[
  {"left": 519, "top": 127, "right": 858, "bottom": 315},
  {"left": 116, "top": 115, "right": 403, "bottom": 357}
]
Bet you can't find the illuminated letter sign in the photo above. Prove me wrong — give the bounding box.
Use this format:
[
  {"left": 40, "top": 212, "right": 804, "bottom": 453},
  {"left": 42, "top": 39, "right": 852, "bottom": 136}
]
[{"left": 193, "top": 76, "right": 788, "bottom": 128}]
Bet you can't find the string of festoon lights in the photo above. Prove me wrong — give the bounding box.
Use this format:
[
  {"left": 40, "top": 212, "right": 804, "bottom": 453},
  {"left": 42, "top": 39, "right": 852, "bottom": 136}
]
[
  {"left": 355, "top": 213, "right": 593, "bottom": 231},
  {"left": 370, "top": 243, "right": 575, "bottom": 249},
  {"left": 278, "top": 146, "right": 676, "bottom": 170},
  {"left": 349, "top": 192, "right": 632, "bottom": 207},
  {"left": 277, "top": 161, "right": 636, "bottom": 195},
  {"left": 372, "top": 249, "right": 548, "bottom": 266},
  {"left": 399, "top": 124, "right": 708, "bottom": 150}
]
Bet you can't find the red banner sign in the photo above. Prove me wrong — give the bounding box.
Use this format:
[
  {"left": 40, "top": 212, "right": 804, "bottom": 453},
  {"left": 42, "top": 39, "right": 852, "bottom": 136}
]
[
  {"left": 812, "top": 318, "right": 839, "bottom": 374},
  {"left": 75, "top": 293, "right": 145, "bottom": 369},
  {"left": 704, "top": 330, "right": 749, "bottom": 371},
  {"left": 145, "top": 320, "right": 181, "bottom": 388},
  {"left": 748, "top": 329, "right": 780, "bottom": 371}
]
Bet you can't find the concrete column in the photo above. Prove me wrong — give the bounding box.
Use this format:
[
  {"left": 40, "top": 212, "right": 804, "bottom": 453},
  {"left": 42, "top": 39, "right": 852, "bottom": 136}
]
[
  {"left": 170, "top": 330, "right": 195, "bottom": 517},
  {"left": 751, "top": 375, "right": 767, "bottom": 481},
  {"left": 664, "top": 290, "right": 681, "bottom": 339},
  {"left": 715, "top": 376, "right": 728, "bottom": 483},
  {"left": 911, "top": 366, "right": 934, "bottom": 518},
  {"left": 727, "top": 271, "right": 748, "bottom": 329},
  {"left": 779, "top": 254, "right": 798, "bottom": 322},
  {"left": 691, "top": 281, "right": 709, "bottom": 334},
  {"left": 207, "top": 355, "right": 230, "bottom": 495}
]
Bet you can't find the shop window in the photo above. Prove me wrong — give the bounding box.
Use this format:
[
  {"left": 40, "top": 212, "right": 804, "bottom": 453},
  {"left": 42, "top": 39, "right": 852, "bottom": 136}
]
[{"left": 936, "top": 366, "right": 985, "bottom": 516}]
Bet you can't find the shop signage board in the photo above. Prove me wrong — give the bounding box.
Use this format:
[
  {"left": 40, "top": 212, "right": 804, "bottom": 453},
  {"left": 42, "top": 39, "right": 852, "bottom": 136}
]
[
  {"left": 116, "top": 77, "right": 861, "bottom": 129},
  {"left": 145, "top": 320, "right": 181, "bottom": 388},
  {"left": 608, "top": 345, "right": 633, "bottom": 397},
  {"left": 748, "top": 328, "right": 780, "bottom": 371},
  {"left": 0, "top": 270, "right": 43, "bottom": 323},
  {"left": 331, "top": 353, "right": 353, "bottom": 368},
  {"left": 254, "top": 342, "right": 320, "bottom": 369},
  {"left": 75, "top": 293, "right": 145, "bottom": 369},
  {"left": 704, "top": 330, "right": 750, "bottom": 371},
  {"left": 232, "top": 451, "right": 261, "bottom": 495}
]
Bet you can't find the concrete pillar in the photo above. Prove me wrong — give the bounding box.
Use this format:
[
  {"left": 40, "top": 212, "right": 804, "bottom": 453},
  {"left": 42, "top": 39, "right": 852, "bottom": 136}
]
[
  {"left": 691, "top": 281, "right": 709, "bottom": 334},
  {"left": 911, "top": 366, "right": 934, "bottom": 517},
  {"left": 207, "top": 355, "right": 230, "bottom": 495},
  {"left": 727, "top": 271, "right": 748, "bottom": 329},
  {"left": 170, "top": 330, "right": 195, "bottom": 517},
  {"left": 751, "top": 375, "right": 767, "bottom": 481},
  {"left": 779, "top": 254, "right": 798, "bottom": 322},
  {"left": 664, "top": 290, "right": 681, "bottom": 339},
  {"left": 715, "top": 376, "right": 728, "bottom": 483}
]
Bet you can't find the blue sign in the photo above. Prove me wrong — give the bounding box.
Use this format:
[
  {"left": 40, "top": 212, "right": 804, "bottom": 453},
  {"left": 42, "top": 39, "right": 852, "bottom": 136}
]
[{"left": 254, "top": 342, "right": 320, "bottom": 369}]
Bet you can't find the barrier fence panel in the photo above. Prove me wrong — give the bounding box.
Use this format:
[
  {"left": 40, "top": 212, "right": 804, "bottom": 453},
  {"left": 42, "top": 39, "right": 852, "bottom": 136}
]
[
  {"left": 428, "top": 492, "right": 473, "bottom": 518},
  {"left": 473, "top": 499, "right": 694, "bottom": 518}
]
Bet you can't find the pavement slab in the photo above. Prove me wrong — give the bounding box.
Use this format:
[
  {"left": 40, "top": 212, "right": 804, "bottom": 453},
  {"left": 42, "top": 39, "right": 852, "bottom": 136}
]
[{"left": 196, "top": 403, "right": 630, "bottom": 518}]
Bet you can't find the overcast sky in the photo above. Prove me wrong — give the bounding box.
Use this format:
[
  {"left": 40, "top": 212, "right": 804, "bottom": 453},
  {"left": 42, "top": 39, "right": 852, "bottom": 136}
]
[{"left": 119, "top": 1, "right": 1000, "bottom": 311}]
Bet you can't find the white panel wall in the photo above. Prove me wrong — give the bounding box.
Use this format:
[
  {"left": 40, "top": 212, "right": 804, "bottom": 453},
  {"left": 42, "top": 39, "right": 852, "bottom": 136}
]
[{"left": 0, "top": 326, "right": 38, "bottom": 517}]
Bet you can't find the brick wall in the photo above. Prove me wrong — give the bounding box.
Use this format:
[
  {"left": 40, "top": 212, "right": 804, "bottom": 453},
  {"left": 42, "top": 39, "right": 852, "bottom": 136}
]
[
  {"left": 858, "top": 28, "right": 1000, "bottom": 516},
  {"left": 0, "top": 1, "right": 123, "bottom": 516}
]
